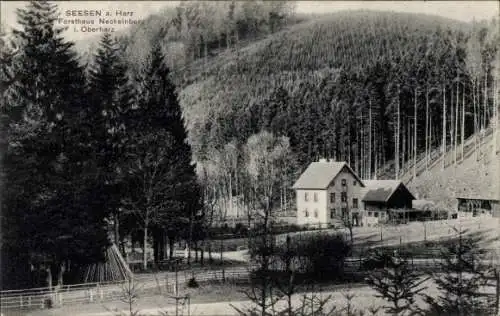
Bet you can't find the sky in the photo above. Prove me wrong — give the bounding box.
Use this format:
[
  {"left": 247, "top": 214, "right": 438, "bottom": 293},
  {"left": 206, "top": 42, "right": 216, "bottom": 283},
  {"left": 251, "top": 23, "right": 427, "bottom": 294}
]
[{"left": 1, "top": 1, "right": 499, "bottom": 42}]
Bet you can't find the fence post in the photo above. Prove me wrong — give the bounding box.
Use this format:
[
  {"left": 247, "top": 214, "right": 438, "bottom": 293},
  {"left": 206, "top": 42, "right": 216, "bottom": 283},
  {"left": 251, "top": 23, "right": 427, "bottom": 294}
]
[
  {"left": 99, "top": 284, "right": 103, "bottom": 301},
  {"left": 58, "top": 292, "right": 63, "bottom": 306},
  {"left": 28, "top": 295, "right": 32, "bottom": 307},
  {"left": 20, "top": 295, "right": 23, "bottom": 308},
  {"left": 165, "top": 275, "right": 169, "bottom": 293},
  {"left": 89, "top": 288, "right": 94, "bottom": 303}
]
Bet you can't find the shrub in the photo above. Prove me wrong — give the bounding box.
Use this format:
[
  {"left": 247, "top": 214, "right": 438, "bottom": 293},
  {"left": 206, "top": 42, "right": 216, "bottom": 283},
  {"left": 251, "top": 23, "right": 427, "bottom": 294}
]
[
  {"left": 187, "top": 277, "right": 199, "bottom": 288},
  {"left": 275, "top": 233, "right": 351, "bottom": 281},
  {"left": 44, "top": 297, "right": 53, "bottom": 309},
  {"left": 233, "top": 223, "right": 248, "bottom": 237}
]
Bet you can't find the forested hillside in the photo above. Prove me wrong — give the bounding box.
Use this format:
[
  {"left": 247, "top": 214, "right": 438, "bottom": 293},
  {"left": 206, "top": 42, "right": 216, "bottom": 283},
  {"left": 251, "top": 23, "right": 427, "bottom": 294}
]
[{"left": 118, "top": 8, "right": 499, "bottom": 215}]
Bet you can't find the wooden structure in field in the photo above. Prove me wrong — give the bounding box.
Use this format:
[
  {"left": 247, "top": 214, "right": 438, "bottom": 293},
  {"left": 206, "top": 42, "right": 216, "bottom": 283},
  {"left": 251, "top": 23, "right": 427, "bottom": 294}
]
[
  {"left": 83, "top": 243, "right": 133, "bottom": 283},
  {"left": 361, "top": 180, "right": 416, "bottom": 226},
  {"left": 456, "top": 197, "right": 500, "bottom": 218}
]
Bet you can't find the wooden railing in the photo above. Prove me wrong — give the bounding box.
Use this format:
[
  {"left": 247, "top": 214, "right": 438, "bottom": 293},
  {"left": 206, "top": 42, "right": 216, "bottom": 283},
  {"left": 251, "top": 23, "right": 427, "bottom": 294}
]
[{"left": 0, "top": 267, "right": 251, "bottom": 310}]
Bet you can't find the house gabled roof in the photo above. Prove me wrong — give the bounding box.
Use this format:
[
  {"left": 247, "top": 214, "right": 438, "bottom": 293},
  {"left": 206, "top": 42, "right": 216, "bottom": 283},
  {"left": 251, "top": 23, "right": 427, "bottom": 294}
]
[
  {"left": 292, "top": 160, "right": 364, "bottom": 190},
  {"left": 362, "top": 180, "right": 415, "bottom": 203}
]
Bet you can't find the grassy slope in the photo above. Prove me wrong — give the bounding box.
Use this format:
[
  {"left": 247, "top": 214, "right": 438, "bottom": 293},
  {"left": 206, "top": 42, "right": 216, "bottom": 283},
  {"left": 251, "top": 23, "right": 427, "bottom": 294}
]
[{"left": 406, "top": 125, "right": 499, "bottom": 210}]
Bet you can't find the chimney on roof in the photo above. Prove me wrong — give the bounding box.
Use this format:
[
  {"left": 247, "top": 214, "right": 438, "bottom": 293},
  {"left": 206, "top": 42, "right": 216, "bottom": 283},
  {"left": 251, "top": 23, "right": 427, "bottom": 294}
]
[{"left": 319, "top": 158, "right": 327, "bottom": 163}]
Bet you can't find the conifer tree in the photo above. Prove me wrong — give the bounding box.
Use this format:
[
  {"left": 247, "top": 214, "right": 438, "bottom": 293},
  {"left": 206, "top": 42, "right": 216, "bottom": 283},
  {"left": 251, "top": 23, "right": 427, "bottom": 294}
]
[
  {"left": 366, "top": 250, "right": 428, "bottom": 315},
  {"left": 122, "top": 41, "right": 200, "bottom": 269},
  {"left": 87, "top": 32, "right": 134, "bottom": 249},
  {"left": 1, "top": 0, "right": 109, "bottom": 288},
  {"left": 424, "top": 229, "right": 492, "bottom": 316}
]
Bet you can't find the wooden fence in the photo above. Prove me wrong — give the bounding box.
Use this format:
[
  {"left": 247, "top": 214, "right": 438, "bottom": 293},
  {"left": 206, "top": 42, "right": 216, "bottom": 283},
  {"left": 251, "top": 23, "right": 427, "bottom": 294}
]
[{"left": 0, "top": 266, "right": 250, "bottom": 311}]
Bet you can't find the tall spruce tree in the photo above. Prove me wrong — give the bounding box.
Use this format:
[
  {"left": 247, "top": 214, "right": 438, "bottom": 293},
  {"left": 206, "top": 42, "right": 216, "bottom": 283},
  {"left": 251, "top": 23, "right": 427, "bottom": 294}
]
[
  {"left": 87, "top": 32, "right": 134, "bottom": 250},
  {"left": 1, "top": 1, "right": 110, "bottom": 289},
  {"left": 424, "top": 229, "right": 492, "bottom": 316},
  {"left": 366, "top": 250, "right": 429, "bottom": 315},
  {"left": 122, "top": 41, "right": 200, "bottom": 269}
]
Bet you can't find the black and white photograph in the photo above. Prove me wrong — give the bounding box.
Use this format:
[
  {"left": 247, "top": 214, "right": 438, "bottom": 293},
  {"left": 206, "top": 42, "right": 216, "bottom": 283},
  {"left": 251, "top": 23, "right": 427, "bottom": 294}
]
[{"left": 0, "top": 1, "right": 499, "bottom": 315}]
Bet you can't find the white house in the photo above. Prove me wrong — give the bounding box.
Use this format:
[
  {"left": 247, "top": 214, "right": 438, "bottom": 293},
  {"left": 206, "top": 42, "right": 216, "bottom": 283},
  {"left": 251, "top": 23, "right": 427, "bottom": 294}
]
[{"left": 292, "top": 159, "right": 365, "bottom": 227}]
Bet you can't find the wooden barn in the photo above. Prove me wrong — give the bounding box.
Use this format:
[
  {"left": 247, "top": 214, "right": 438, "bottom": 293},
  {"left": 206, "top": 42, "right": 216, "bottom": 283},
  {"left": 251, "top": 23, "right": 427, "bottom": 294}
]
[
  {"left": 455, "top": 196, "right": 500, "bottom": 218},
  {"left": 361, "top": 180, "right": 416, "bottom": 226}
]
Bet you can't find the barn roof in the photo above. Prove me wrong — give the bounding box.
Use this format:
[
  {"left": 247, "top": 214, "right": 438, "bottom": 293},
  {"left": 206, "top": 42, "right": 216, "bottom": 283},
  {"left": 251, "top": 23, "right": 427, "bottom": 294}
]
[
  {"left": 362, "top": 180, "right": 414, "bottom": 203},
  {"left": 292, "top": 160, "right": 364, "bottom": 190},
  {"left": 412, "top": 199, "right": 436, "bottom": 211},
  {"left": 456, "top": 196, "right": 500, "bottom": 202}
]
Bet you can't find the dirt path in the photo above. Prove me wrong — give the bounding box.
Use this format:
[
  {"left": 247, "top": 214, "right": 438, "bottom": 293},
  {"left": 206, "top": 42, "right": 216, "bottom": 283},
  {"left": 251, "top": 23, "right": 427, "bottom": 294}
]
[{"left": 27, "top": 281, "right": 447, "bottom": 316}]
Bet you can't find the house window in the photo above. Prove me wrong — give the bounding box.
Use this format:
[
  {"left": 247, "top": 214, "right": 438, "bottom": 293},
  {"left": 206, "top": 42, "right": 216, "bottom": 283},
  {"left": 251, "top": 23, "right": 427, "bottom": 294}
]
[
  {"left": 368, "top": 211, "right": 373, "bottom": 217},
  {"left": 341, "top": 207, "right": 347, "bottom": 217},
  {"left": 374, "top": 212, "right": 379, "bottom": 218},
  {"left": 330, "top": 193, "right": 335, "bottom": 203},
  {"left": 341, "top": 179, "right": 347, "bottom": 186},
  {"left": 353, "top": 198, "right": 358, "bottom": 208},
  {"left": 353, "top": 180, "right": 357, "bottom": 186},
  {"left": 314, "top": 209, "right": 318, "bottom": 218},
  {"left": 341, "top": 192, "right": 347, "bottom": 202},
  {"left": 313, "top": 192, "right": 318, "bottom": 202},
  {"left": 304, "top": 192, "right": 309, "bottom": 201},
  {"left": 330, "top": 209, "right": 335, "bottom": 219},
  {"left": 304, "top": 209, "right": 309, "bottom": 217}
]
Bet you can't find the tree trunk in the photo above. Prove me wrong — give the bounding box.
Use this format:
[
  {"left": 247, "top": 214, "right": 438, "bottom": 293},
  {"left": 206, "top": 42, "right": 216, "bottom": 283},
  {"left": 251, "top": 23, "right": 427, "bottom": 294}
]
[
  {"left": 143, "top": 226, "right": 148, "bottom": 270},
  {"left": 407, "top": 121, "right": 411, "bottom": 171},
  {"left": 194, "top": 241, "right": 199, "bottom": 263},
  {"left": 374, "top": 126, "right": 378, "bottom": 179},
  {"left": 153, "top": 229, "right": 159, "bottom": 266},
  {"left": 168, "top": 235, "right": 175, "bottom": 260},
  {"left": 462, "top": 83, "right": 465, "bottom": 161},
  {"left": 473, "top": 81, "right": 478, "bottom": 160},
  {"left": 484, "top": 75, "right": 488, "bottom": 130},
  {"left": 413, "top": 87, "right": 417, "bottom": 180},
  {"left": 348, "top": 115, "right": 352, "bottom": 166},
  {"left": 114, "top": 212, "right": 120, "bottom": 247},
  {"left": 455, "top": 81, "right": 459, "bottom": 165},
  {"left": 425, "top": 86, "right": 429, "bottom": 171},
  {"left": 494, "top": 79, "right": 498, "bottom": 158},
  {"left": 369, "top": 101, "right": 372, "bottom": 179},
  {"left": 208, "top": 240, "right": 213, "bottom": 263},
  {"left": 442, "top": 85, "right": 446, "bottom": 170},
  {"left": 57, "top": 262, "right": 65, "bottom": 287},
  {"left": 220, "top": 238, "right": 224, "bottom": 266},
  {"left": 187, "top": 214, "right": 194, "bottom": 265},
  {"left": 396, "top": 88, "right": 400, "bottom": 179},
  {"left": 450, "top": 87, "right": 455, "bottom": 168},
  {"left": 46, "top": 266, "right": 52, "bottom": 289},
  {"left": 450, "top": 87, "right": 454, "bottom": 167},
  {"left": 284, "top": 181, "right": 287, "bottom": 212},
  {"left": 430, "top": 114, "right": 433, "bottom": 160},
  {"left": 200, "top": 240, "right": 205, "bottom": 265},
  {"left": 361, "top": 125, "right": 365, "bottom": 178}
]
